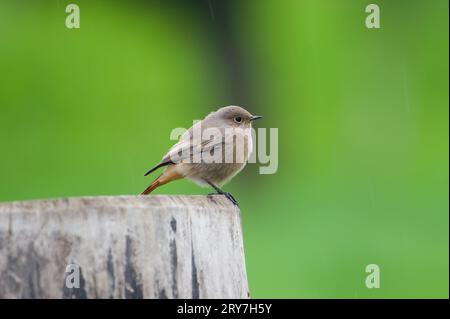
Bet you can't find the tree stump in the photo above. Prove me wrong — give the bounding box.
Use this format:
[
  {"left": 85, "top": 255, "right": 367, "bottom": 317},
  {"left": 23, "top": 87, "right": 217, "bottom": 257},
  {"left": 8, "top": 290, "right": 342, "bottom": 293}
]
[{"left": 0, "top": 195, "right": 249, "bottom": 299}]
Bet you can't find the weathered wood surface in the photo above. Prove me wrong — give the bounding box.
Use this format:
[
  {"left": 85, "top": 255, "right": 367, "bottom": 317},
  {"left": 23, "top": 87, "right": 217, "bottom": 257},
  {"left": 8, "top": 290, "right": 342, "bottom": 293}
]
[{"left": 0, "top": 195, "right": 249, "bottom": 299}]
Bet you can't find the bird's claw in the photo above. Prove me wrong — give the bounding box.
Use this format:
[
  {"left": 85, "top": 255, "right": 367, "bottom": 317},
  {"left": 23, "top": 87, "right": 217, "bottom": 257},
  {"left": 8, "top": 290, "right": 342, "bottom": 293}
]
[
  {"left": 224, "top": 192, "right": 239, "bottom": 206},
  {"left": 208, "top": 192, "right": 239, "bottom": 207}
]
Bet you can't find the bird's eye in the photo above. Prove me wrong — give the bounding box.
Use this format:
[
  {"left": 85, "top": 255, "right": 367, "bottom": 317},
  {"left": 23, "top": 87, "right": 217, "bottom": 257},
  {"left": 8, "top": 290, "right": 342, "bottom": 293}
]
[{"left": 234, "top": 116, "right": 242, "bottom": 123}]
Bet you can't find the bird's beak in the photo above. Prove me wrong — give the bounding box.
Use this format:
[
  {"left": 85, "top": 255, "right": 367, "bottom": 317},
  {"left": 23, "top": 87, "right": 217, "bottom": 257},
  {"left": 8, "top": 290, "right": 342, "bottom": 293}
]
[{"left": 250, "top": 115, "right": 263, "bottom": 121}]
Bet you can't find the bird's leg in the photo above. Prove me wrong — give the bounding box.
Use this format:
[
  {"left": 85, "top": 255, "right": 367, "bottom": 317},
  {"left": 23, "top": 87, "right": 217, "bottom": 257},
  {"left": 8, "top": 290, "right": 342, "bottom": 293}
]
[
  {"left": 206, "top": 180, "right": 223, "bottom": 194},
  {"left": 205, "top": 180, "right": 239, "bottom": 206}
]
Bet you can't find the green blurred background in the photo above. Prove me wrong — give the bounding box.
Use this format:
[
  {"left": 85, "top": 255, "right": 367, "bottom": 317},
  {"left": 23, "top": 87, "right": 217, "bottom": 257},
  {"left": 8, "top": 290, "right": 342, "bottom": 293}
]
[{"left": 0, "top": 0, "right": 448, "bottom": 298}]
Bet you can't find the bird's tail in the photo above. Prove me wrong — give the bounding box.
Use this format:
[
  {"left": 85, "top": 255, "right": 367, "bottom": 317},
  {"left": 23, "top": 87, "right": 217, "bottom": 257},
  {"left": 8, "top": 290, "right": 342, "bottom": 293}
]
[
  {"left": 140, "top": 165, "right": 183, "bottom": 195},
  {"left": 140, "top": 177, "right": 161, "bottom": 195}
]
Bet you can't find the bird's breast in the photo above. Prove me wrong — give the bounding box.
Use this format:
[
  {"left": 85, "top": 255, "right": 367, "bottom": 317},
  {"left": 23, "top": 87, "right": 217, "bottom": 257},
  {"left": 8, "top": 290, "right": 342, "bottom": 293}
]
[{"left": 180, "top": 162, "right": 246, "bottom": 186}]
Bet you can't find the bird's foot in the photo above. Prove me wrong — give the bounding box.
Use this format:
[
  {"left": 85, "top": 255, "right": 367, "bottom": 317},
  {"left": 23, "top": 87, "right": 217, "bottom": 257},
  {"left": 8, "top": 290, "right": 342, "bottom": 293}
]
[
  {"left": 208, "top": 191, "right": 239, "bottom": 207},
  {"left": 224, "top": 192, "right": 239, "bottom": 206}
]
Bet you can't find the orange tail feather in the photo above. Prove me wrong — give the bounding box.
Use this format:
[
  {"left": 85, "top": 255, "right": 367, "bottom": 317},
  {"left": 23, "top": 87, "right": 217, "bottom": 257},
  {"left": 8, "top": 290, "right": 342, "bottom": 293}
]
[
  {"left": 140, "top": 165, "right": 183, "bottom": 195},
  {"left": 140, "top": 179, "right": 161, "bottom": 195}
]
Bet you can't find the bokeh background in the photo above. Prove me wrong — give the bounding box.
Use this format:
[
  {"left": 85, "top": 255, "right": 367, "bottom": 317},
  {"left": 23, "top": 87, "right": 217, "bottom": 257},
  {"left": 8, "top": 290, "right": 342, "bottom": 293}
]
[{"left": 0, "top": 0, "right": 448, "bottom": 298}]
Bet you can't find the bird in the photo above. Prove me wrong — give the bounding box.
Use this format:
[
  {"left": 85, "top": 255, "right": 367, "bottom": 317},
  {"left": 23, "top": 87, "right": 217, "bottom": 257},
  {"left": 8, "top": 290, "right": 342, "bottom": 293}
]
[{"left": 140, "top": 105, "right": 262, "bottom": 206}]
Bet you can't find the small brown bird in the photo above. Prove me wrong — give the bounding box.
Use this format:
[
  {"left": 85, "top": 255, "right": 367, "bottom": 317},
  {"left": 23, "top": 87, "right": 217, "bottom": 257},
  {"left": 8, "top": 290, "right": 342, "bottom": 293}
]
[{"left": 140, "top": 106, "right": 262, "bottom": 205}]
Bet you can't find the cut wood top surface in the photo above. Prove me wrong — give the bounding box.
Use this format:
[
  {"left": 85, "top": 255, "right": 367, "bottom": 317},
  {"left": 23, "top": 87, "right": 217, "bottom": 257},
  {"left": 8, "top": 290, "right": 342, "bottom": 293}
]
[{"left": 0, "top": 195, "right": 239, "bottom": 212}]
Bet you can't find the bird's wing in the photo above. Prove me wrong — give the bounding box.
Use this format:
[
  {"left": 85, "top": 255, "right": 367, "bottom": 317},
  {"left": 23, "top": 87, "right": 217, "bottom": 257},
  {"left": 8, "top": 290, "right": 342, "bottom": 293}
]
[
  {"left": 162, "top": 134, "right": 225, "bottom": 164},
  {"left": 143, "top": 161, "right": 172, "bottom": 176},
  {"left": 144, "top": 125, "right": 222, "bottom": 176},
  {"left": 161, "top": 125, "right": 252, "bottom": 165},
  {"left": 144, "top": 124, "right": 247, "bottom": 176}
]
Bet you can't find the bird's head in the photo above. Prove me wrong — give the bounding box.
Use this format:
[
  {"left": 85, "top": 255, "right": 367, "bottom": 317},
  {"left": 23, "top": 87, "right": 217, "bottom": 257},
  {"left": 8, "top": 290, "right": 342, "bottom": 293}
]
[{"left": 209, "top": 105, "right": 262, "bottom": 128}]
